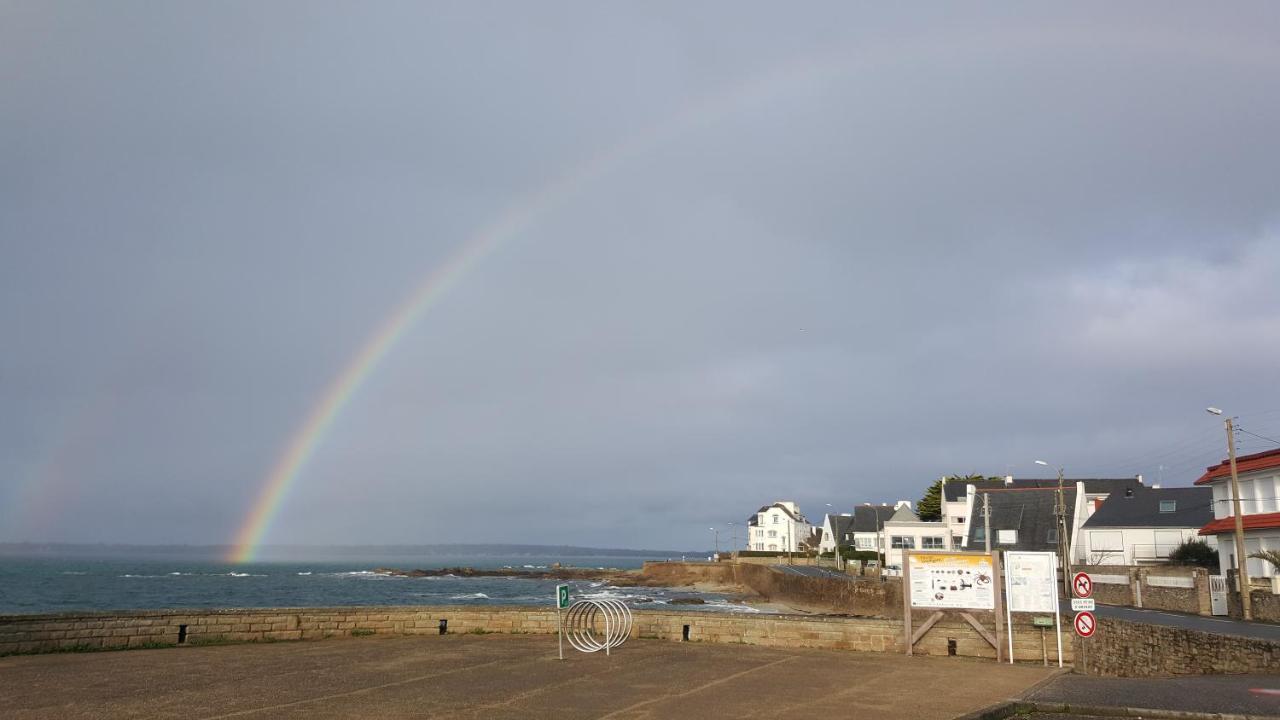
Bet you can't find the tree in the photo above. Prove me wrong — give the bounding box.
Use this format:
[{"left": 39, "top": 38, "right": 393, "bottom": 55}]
[
  {"left": 1168, "top": 539, "right": 1219, "bottom": 570},
  {"left": 920, "top": 474, "right": 988, "bottom": 522},
  {"left": 917, "top": 479, "right": 943, "bottom": 521},
  {"left": 1249, "top": 549, "right": 1280, "bottom": 573}
]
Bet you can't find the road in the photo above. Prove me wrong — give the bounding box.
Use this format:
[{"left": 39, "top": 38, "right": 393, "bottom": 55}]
[
  {"left": 1093, "top": 604, "right": 1280, "bottom": 642},
  {"left": 1025, "top": 671, "right": 1280, "bottom": 718}
]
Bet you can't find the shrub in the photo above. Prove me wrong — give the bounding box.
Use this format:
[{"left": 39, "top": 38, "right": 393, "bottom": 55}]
[{"left": 1168, "top": 539, "right": 1219, "bottom": 571}]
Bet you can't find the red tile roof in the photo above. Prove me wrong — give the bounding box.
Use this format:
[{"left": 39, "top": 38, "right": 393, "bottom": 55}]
[
  {"left": 1198, "top": 511, "right": 1280, "bottom": 535},
  {"left": 1194, "top": 447, "right": 1280, "bottom": 485}
]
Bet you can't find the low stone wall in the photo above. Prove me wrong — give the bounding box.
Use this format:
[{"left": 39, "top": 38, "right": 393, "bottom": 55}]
[
  {"left": 0, "top": 605, "right": 1067, "bottom": 664},
  {"left": 1072, "top": 565, "right": 1209, "bottom": 615},
  {"left": 1073, "top": 616, "right": 1280, "bottom": 677}
]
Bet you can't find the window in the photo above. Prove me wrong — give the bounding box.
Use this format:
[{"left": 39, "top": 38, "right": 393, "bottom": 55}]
[
  {"left": 767, "top": 530, "right": 777, "bottom": 538},
  {"left": 952, "top": 536, "right": 964, "bottom": 549},
  {"left": 922, "top": 537, "right": 945, "bottom": 549},
  {"left": 891, "top": 536, "right": 915, "bottom": 549},
  {"left": 855, "top": 537, "right": 875, "bottom": 550},
  {"left": 997, "top": 529, "right": 1018, "bottom": 545},
  {"left": 973, "top": 527, "right": 986, "bottom": 542},
  {"left": 1046, "top": 528, "right": 1058, "bottom": 544},
  {"left": 772, "top": 515, "right": 779, "bottom": 524},
  {"left": 953, "top": 517, "right": 965, "bottom": 524},
  {"left": 1159, "top": 500, "right": 1177, "bottom": 513}
]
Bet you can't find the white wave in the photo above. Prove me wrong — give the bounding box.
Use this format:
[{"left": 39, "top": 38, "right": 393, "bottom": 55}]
[
  {"left": 226, "top": 572, "right": 265, "bottom": 577},
  {"left": 120, "top": 574, "right": 161, "bottom": 578},
  {"left": 450, "top": 593, "right": 490, "bottom": 600},
  {"left": 60, "top": 571, "right": 88, "bottom": 575},
  {"left": 296, "top": 572, "right": 312, "bottom": 576}
]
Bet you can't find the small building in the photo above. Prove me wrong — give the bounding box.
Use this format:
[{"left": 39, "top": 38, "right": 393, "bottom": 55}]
[
  {"left": 1080, "top": 485, "right": 1213, "bottom": 564},
  {"left": 745, "top": 501, "right": 813, "bottom": 553},
  {"left": 882, "top": 504, "right": 948, "bottom": 570},
  {"left": 1196, "top": 447, "right": 1280, "bottom": 580}
]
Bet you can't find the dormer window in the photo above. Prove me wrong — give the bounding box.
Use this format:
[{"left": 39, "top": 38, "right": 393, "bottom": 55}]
[{"left": 1159, "top": 500, "right": 1177, "bottom": 513}]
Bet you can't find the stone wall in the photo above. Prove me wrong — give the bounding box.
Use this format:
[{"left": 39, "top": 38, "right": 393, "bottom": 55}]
[
  {"left": 1072, "top": 565, "right": 1209, "bottom": 615},
  {"left": 0, "top": 605, "right": 1067, "bottom": 664},
  {"left": 1073, "top": 616, "right": 1280, "bottom": 677}
]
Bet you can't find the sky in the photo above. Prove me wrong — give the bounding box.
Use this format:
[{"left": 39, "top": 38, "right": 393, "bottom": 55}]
[{"left": 2, "top": 2, "right": 1279, "bottom": 550}]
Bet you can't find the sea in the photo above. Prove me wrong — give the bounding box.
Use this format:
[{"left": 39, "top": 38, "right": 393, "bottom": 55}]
[{"left": 0, "top": 547, "right": 754, "bottom": 616}]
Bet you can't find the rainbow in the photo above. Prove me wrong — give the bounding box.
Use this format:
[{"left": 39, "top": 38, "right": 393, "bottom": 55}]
[{"left": 226, "top": 27, "right": 1280, "bottom": 563}]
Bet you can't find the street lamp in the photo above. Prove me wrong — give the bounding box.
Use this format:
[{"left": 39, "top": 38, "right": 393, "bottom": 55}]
[
  {"left": 709, "top": 527, "right": 719, "bottom": 559},
  {"left": 1208, "top": 406, "right": 1252, "bottom": 620},
  {"left": 726, "top": 521, "right": 738, "bottom": 551},
  {"left": 1035, "top": 459, "right": 1072, "bottom": 595}
]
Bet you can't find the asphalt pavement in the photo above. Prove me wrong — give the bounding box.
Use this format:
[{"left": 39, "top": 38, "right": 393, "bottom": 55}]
[
  {"left": 1093, "top": 604, "right": 1280, "bottom": 642},
  {"left": 1024, "top": 671, "right": 1280, "bottom": 717}
]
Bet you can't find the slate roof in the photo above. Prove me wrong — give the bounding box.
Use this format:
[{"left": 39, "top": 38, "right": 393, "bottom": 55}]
[
  {"left": 1196, "top": 447, "right": 1280, "bottom": 485},
  {"left": 745, "top": 502, "right": 809, "bottom": 527},
  {"left": 851, "top": 505, "right": 897, "bottom": 533},
  {"left": 1083, "top": 486, "right": 1212, "bottom": 529},
  {"left": 825, "top": 514, "right": 856, "bottom": 540},
  {"left": 942, "top": 477, "right": 1143, "bottom": 502},
  {"left": 886, "top": 505, "right": 921, "bottom": 524},
  {"left": 964, "top": 487, "right": 1075, "bottom": 553}
]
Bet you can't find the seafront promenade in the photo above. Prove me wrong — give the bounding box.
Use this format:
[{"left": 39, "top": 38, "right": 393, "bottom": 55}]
[{"left": 0, "top": 634, "right": 1055, "bottom": 719}]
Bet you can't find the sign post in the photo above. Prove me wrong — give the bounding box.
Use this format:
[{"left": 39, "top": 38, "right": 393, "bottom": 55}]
[
  {"left": 1003, "top": 551, "right": 1061, "bottom": 667},
  {"left": 1071, "top": 571, "right": 1093, "bottom": 671},
  {"left": 903, "top": 551, "right": 1000, "bottom": 658},
  {"left": 556, "top": 584, "right": 570, "bottom": 660}
]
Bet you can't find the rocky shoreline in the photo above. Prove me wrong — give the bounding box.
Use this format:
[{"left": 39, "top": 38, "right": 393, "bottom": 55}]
[{"left": 370, "top": 565, "right": 655, "bottom": 586}]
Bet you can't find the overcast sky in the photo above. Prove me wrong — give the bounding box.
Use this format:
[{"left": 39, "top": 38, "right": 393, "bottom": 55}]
[{"left": 3, "top": 2, "right": 1279, "bottom": 550}]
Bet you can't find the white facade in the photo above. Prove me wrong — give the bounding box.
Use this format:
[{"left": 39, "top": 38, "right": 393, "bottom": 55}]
[
  {"left": 1202, "top": 460, "right": 1280, "bottom": 579},
  {"left": 1081, "top": 527, "right": 1207, "bottom": 565},
  {"left": 747, "top": 501, "right": 812, "bottom": 553},
  {"left": 818, "top": 513, "right": 852, "bottom": 554}
]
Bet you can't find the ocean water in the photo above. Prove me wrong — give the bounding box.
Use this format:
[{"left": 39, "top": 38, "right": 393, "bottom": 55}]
[{"left": 0, "top": 551, "right": 751, "bottom": 616}]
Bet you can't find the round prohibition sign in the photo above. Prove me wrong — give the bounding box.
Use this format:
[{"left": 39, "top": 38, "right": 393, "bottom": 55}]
[
  {"left": 1074, "top": 611, "right": 1096, "bottom": 638},
  {"left": 1072, "top": 571, "right": 1093, "bottom": 598}
]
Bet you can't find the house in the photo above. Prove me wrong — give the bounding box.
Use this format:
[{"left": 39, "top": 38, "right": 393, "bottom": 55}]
[
  {"left": 745, "top": 501, "right": 813, "bottom": 553},
  {"left": 965, "top": 486, "right": 1070, "bottom": 554},
  {"left": 818, "top": 504, "right": 902, "bottom": 556},
  {"left": 882, "top": 504, "right": 949, "bottom": 569},
  {"left": 1196, "top": 447, "right": 1280, "bottom": 580},
  {"left": 1080, "top": 485, "right": 1214, "bottom": 564}
]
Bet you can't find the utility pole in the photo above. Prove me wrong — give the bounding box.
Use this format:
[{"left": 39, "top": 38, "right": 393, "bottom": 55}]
[
  {"left": 1056, "top": 467, "right": 1071, "bottom": 597},
  {"left": 983, "top": 492, "right": 992, "bottom": 554},
  {"left": 710, "top": 527, "right": 719, "bottom": 558},
  {"left": 1225, "top": 416, "right": 1253, "bottom": 620},
  {"left": 875, "top": 509, "right": 884, "bottom": 580}
]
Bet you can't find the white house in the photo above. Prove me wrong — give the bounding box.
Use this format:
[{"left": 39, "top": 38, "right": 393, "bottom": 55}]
[
  {"left": 746, "top": 501, "right": 813, "bottom": 553},
  {"left": 1196, "top": 447, "right": 1280, "bottom": 580},
  {"left": 1078, "top": 485, "right": 1214, "bottom": 565},
  {"left": 882, "top": 504, "right": 949, "bottom": 570}
]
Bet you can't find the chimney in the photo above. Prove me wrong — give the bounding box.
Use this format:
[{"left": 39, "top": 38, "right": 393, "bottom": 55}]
[
  {"left": 1136, "top": 474, "right": 1143, "bottom": 484},
  {"left": 1004, "top": 475, "right": 1013, "bottom": 486},
  {"left": 1152, "top": 484, "right": 1161, "bottom": 489},
  {"left": 1124, "top": 488, "right": 1134, "bottom": 498}
]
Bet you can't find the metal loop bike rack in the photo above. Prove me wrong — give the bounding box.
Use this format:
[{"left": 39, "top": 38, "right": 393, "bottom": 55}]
[{"left": 563, "top": 599, "right": 632, "bottom": 654}]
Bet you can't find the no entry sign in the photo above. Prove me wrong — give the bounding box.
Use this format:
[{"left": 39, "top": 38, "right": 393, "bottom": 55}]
[
  {"left": 1074, "top": 610, "right": 1096, "bottom": 638},
  {"left": 1072, "top": 571, "right": 1093, "bottom": 599}
]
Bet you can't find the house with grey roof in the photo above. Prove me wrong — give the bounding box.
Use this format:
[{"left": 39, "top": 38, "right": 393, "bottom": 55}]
[
  {"left": 745, "top": 501, "right": 812, "bottom": 553},
  {"left": 818, "top": 503, "right": 901, "bottom": 556},
  {"left": 1080, "top": 485, "right": 1214, "bottom": 565}
]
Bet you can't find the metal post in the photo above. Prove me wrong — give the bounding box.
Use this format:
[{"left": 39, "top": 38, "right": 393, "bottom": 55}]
[
  {"left": 1225, "top": 417, "right": 1253, "bottom": 620},
  {"left": 557, "top": 605, "right": 564, "bottom": 660}
]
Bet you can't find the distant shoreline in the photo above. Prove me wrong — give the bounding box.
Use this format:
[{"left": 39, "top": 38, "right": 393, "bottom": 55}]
[{"left": 0, "top": 542, "right": 709, "bottom": 559}]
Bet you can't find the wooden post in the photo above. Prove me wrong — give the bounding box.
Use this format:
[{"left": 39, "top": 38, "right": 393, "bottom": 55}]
[
  {"left": 902, "top": 551, "right": 913, "bottom": 655},
  {"left": 992, "top": 550, "right": 1004, "bottom": 663}
]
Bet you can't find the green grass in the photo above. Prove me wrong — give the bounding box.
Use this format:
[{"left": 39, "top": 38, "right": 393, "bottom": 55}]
[
  {"left": 350, "top": 628, "right": 376, "bottom": 637},
  {"left": 1, "top": 640, "right": 176, "bottom": 658}
]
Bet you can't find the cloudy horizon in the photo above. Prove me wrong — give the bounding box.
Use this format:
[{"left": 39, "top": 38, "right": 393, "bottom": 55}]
[{"left": 3, "top": 2, "right": 1279, "bottom": 550}]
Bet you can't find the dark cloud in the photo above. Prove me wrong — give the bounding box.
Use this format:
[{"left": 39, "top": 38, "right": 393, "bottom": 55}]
[{"left": 3, "top": 2, "right": 1279, "bottom": 547}]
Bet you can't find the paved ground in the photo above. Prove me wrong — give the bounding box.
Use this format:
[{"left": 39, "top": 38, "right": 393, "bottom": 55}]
[
  {"left": 0, "top": 635, "right": 1055, "bottom": 719},
  {"left": 1025, "top": 671, "right": 1280, "bottom": 717},
  {"left": 1093, "top": 604, "right": 1280, "bottom": 642}
]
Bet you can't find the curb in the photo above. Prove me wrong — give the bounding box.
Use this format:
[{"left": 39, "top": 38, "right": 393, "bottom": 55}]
[{"left": 956, "top": 700, "right": 1280, "bottom": 720}]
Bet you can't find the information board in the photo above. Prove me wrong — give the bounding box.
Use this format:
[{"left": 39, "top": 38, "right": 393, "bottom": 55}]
[
  {"left": 907, "top": 552, "right": 995, "bottom": 609},
  {"left": 1004, "top": 551, "right": 1058, "bottom": 613}
]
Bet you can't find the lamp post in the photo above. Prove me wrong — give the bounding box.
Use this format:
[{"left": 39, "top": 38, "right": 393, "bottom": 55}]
[
  {"left": 726, "top": 521, "right": 738, "bottom": 550},
  {"left": 1208, "top": 407, "right": 1252, "bottom": 620},
  {"left": 1035, "top": 459, "right": 1071, "bottom": 596},
  {"left": 709, "top": 527, "right": 719, "bottom": 559}
]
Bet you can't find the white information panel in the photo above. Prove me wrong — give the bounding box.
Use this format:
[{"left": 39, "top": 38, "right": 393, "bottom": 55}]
[
  {"left": 1004, "top": 551, "right": 1058, "bottom": 613},
  {"left": 907, "top": 552, "right": 995, "bottom": 610}
]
